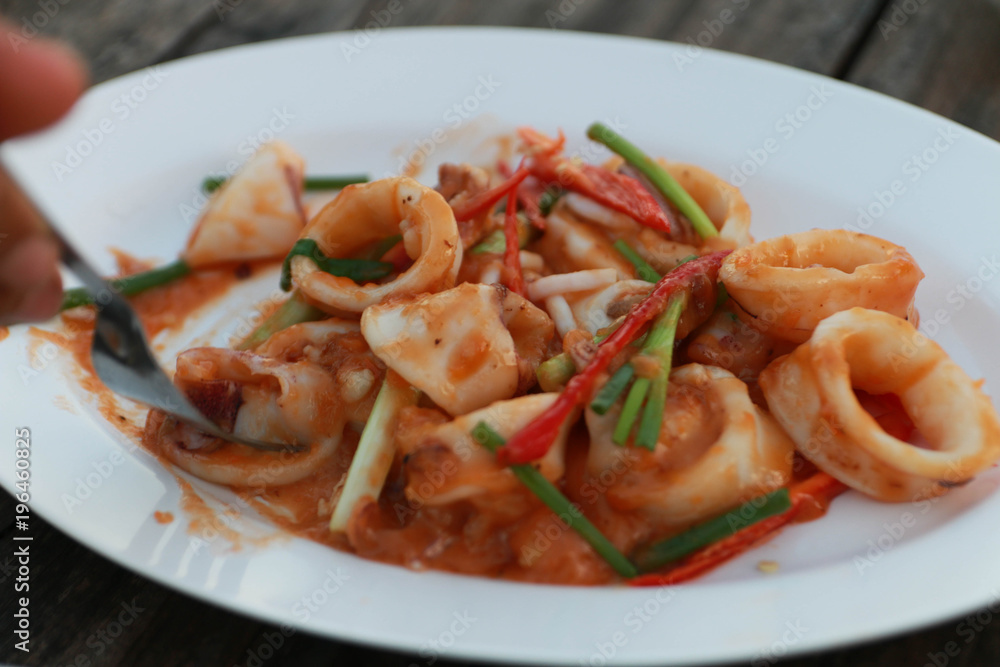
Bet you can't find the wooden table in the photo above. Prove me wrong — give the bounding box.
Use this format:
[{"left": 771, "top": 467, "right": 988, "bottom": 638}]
[{"left": 2, "top": 1, "right": 999, "bottom": 665}]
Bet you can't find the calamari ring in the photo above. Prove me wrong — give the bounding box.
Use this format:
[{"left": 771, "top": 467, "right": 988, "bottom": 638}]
[
  {"left": 400, "top": 393, "right": 573, "bottom": 506},
  {"left": 292, "top": 177, "right": 462, "bottom": 313},
  {"left": 586, "top": 364, "right": 794, "bottom": 530},
  {"left": 760, "top": 308, "right": 1000, "bottom": 502},
  {"left": 658, "top": 159, "right": 753, "bottom": 248},
  {"left": 719, "top": 229, "right": 924, "bottom": 343},
  {"left": 153, "top": 348, "right": 347, "bottom": 488}
]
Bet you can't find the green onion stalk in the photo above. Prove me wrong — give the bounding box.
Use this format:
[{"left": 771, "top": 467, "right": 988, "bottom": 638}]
[
  {"left": 613, "top": 293, "right": 687, "bottom": 449},
  {"left": 632, "top": 489, "right": 792, "bottom": 573},
  {"left": 613, "top": 240, "right": 660, "bottom": 283},
  {"left": 59, "top": 259, "right": 192, "bottom": 311},
  {"left": 203, "top": 174, "right": 369, "bottom": 194},
  {"left": 236, "top": 290, "right": 325, "bottom": 351},
  {"left": 587, "top": 122, "right": 718, "bottom": 240},
  {"left": 472, "top": 422, "right": 637, "bottom": 578}
]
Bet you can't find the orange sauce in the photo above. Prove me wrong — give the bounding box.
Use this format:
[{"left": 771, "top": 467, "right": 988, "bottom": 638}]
[{"left": 45, "top": 249, "right": 837, "bottom": 586}]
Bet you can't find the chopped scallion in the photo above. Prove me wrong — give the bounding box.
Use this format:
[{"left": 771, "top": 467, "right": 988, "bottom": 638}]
[
  {"left": 472, "top": 422, "right": 637, "bottom": 578},
  {"left": 613, "top": 239, "right": 660, "bottom": 283},
  {"left": 59, "top": 259, "right": 192, "bottom": 311},
  {"left": 279, "top": 238, "right": 393, "bottom": 292},
  {"left": 203, "top": 174, "right": 369, "bottom": 194},
  {"left": 633, "top": 489, "right": 792, "bottom": 573},
  {"left": 587, "top": 123, "right": 718, "bottom": 240}
]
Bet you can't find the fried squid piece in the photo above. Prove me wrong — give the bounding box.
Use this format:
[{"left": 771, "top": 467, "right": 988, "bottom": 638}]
[
  {"left": 585, "top": 364, "right": 794, "bottom": 532},
  {"left": 291, "top": 177, "right": 462, "bottom": 313},
  {"left": 398, "top": 394, "right": 573, "bottom": 506},
  {"left": 151, "top": 348, "right": 351, "bottom": 488},
  {"left": 360, "top": 282, "right": 554, "bottom": 416},
  {"left": 531, "top": 208, "right": 636, "bottom": 279},
  {"left": 435, "top": 162, "right": 493, "bottom": 249},
  {"left": 563, "top": 158, "right": 752, "bottom": 273},
  {"left": 761, "top": 308, "right": 1000, "bottom": 502},
  {"left": 657, "top": 159, "right": 752, "bottom": 247},
  {"left": 184, "top": 141, "right": 306, "bottom": 268},
  {"left": 720, "top": 229, "right": 924, "bottom": 342}
]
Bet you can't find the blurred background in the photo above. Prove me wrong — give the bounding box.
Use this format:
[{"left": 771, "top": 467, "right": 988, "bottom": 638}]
[{"left": 2, "top": 0, "right": 1000, "bottom": 665}]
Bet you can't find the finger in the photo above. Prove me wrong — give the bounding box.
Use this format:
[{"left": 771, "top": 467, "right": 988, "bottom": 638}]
[
  {"left": 0, "top": 19, "right": 88, "bottom": 141},
  {"left": 0, "top": 234, "right": 62, "bottom": 325},
  {"left": 0, "top": 167, "right": 63, "bottom": 324}
]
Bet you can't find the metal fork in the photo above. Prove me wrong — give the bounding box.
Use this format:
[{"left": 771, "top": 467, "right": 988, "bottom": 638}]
[{"left": 6, "top": 167, "right": 303, "bottom": 453}]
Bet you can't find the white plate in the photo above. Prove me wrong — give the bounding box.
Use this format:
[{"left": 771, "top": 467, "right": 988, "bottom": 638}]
[{"left": 4, "top": 27, "right": 1000, "bottom": 666}]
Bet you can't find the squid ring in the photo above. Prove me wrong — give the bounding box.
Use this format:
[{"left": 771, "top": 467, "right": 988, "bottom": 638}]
[
  {"left": 151, "top": 349, "right": 347, "bottom": 488},
  {"left": 719, "top": 229, "right": 924, "bottom": 342},
  {"left": 760, "top": 308, "right": 1000, "bottom": 502},
  {"left": 292, "top": 177, "right": 462, "bottom": 313},
  {"left": 658, "top": 159, "right": 753, "bottom": 248},
  {"left": 586, "top": 364, "right": 795, "bottom": 531}
]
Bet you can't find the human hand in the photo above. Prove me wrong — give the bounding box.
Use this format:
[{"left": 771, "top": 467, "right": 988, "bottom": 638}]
[{"left": 0, "top": 18, "right": 87, "bottom": 325}]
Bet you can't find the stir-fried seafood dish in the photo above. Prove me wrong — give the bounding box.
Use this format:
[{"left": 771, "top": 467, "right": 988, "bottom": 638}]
[{"left": 55, "top": 124, "right": 1000, "bottom": 586}]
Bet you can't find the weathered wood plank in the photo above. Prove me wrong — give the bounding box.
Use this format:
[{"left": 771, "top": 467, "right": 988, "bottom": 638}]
[
  {"left": 0, "top": 0, "right": 212, "bottom": 82},
  {"left": 660, "top": 0, "right": 888, "bottom": 75},
  {"left": 3, "top": 0, "right": 1000, "bottom": 665},
  {"left": 847, "top": 0, "right": 1000, "bottom": 140}
]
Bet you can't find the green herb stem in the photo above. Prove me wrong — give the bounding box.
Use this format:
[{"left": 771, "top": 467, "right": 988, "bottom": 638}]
[
  {"left": 236, "top": 290, "right": 325, "bottom": 351},
  {"left": 471, "top": 214, "right": 538, "bottom": 255},
  {"left": 587, "top": 123, "right": 718, "bottom": 240},
  {"left": 472, "top": 422, "right": 637, "bottom": 578},
  {"left": 60, "top": 259, "right": 192, "bottom": 311},
  {"left": 203, "top": 174, "right": 369, "bottom": 194},
  {"left": 537, "top": 189, "right": 563, "bottom": 216},
  {"left": 279, "top": 238, "right": 393, "bottom": 292},
  {"left": 633, "top": 489, "right": 792, "bottom": 573},
  {"left": 366, "top": 234, "right": 403, "bottom": 261},
  {"left": 536, "top": 353, "right": 576, "bottom": 392},
  {"left": 329, "top": 376, "right": 420, "bottom": 532},
  {"left": 634, "top": 294, "right": 687, "bottom": 450},
  {"left": 613, "top": 240, "right": 660, "bottom": 283},
  {"left": 590, "top": 363, "right": 635, "bottom": 415},
  {"left": 614, "top": 377, "right": 650, "bottom": 446}
]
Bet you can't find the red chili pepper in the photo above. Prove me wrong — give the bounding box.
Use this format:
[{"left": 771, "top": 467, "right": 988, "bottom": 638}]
[
  {"left": 496, "top": 251, "right": 730, "bottom": 465},
  {"left": 856, "top": 390, "right": 915, "bottom": 442},
  {"left": 503, "top": 179, "right": 525, "bottom": 297},
  {"left": 516, "top": 177, "right": 548, "bottom": 230},
  {"left": 628, "top": 473, "right": 848, "bottom": 586},
  {"left": 529, "top": 156, "right": 670, "bottom": 233},
  {"left": 450, "top": 165, "right": 531, "bottom": 222},
  {"left": 518, "top": 126, "right": 669, "bottom": 232},
  {"left": 380, "top": 240, "right": 411, "bottom": 274}
]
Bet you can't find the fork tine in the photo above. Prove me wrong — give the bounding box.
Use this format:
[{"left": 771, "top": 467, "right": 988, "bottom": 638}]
[{"left": 1, "top": 165, "right": 305, "bottom": 454}]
